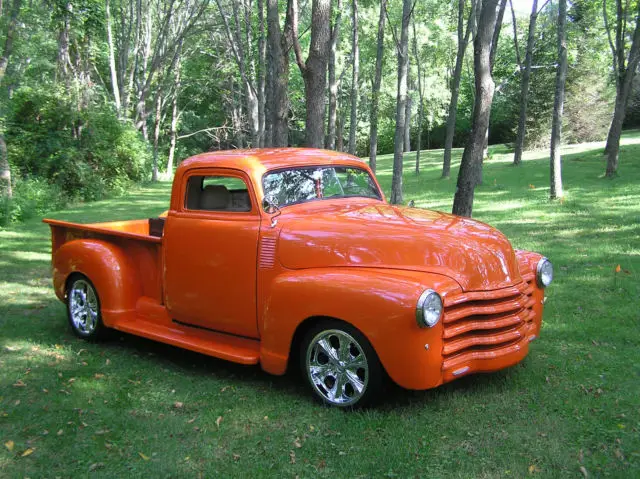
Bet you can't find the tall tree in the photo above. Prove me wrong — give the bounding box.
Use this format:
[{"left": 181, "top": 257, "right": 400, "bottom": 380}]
[
  {"left": 215, "top": 0, "right": 261, "bottom": 146},
  {"left": 603, "top": 0, "right": 640, "bottom": 177},
  {"left": 257, "top": 0, "right": 266, "bottom": 147},
  {"left": 412, "top": 19, "right": 424, "bottom": 175},
  {"left": 166, "top": 49, "right": 182, "bottom": 176},
  {"left": 549, "top": 0, "right": 567, "bottom": 199},
  {"left": 389, "top": 0, "right": 413, "bottom": 204},
  {"left": 452, "top": 0, "right": 501, "bottom": 217},
  {"left": 348, "top": 0, "right": 359, "bottom": 155},
  {"left": 266, "top": 0, "right": 290, "bottom": 146},
  {"left": 0, "top": 0, "right": 21, "bottom": 201},
  {"left": 368, "top": 0, "right": 386, "bottom": 173},
  {"left": 442, "top": 0, "right": 476, "bottom": 178},
  {"left": 290, "top": 0, "right": 331, "bottom": 148},
  {"left": 404, "top": 74, "right": 412, "bottom": 152},
  {"left": 106, "top": 0, "right": 121, "bottom": 115},
  {"left": 326, "top": 0, "right": 343, "bottom": 150},
  {"left": 513, "top": 0, "right": 548, "bottom": 166}
]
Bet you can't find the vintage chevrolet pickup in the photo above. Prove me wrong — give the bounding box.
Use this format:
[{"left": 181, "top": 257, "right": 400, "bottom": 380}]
[{"left": 44, "top": 148, "right": 553, "bottom": 407}]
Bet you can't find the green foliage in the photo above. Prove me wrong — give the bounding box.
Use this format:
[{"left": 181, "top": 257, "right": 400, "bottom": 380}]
[
  {"left": 6, "top": 86, "right": 151, "bottom": 213},
  {"left": 0, "top": 177, "right": 68, "bottom": 225}
]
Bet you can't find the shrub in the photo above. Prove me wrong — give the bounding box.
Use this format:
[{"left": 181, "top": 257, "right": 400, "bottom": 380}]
[
  {"left": 6, "top": 86, "right": 151, "bottom": 207},
  {"left": 0, "top": 177, "right": 68, "bottom": 225}
]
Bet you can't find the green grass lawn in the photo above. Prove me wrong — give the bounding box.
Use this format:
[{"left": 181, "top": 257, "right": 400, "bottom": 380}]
[{"left": 1, "top": 134, "right": 639, "bottom": 477}]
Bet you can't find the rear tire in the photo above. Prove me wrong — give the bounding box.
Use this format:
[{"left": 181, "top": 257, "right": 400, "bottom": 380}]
[
  {"left": 300, "top": 320, "right": 384, "bottom": 408},
  {"left": 66, "top": 274, "right": 107, "bottom": 341}
]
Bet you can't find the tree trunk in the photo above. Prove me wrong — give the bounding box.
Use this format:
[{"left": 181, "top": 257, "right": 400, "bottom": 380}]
[
  {"left": 216, "top": 0, "right": 260, "bottom": 147},
  {"left": 605, "top": 2, "right": 640, "bottom": 176},
  {"left": 481, "top": 0, "right": 507, "bottom": 163},
  {"left": 152, "top": 92, "right": 162, "bottom": 182},
  {"left": 390, "top": 0, "right": 412, "bottom": 205},
  {"left": 57, "top": 1, "right": 72, "bottom": 89},
  {"left": 479, "top": 0, "right": 506, "bottom": 181},
  {"left": 258, "top": 0, "right": 267, "bottom": 147},
  {"left": 0, "top": 0, "right": 22, "bottom": 201},
  {"left": 452, "top": 0, "right": 500, "bottom": 217},
  {"left": 348, "top": 0, "right": 359, "bottom": 155},
  {"left": 513, "top": 0, "right": 539, "bottom": 166},
  {"left": 326, "top": 0, "right": 343, "bottom": 149},
  {"left": 167, "top": 53, "right": 182, "bottom": 178},
  {"left": 337, "top": 110, "right": 345, "bottom": 151},
  {"left": 167, "top": 96, "right": 179, "bottom": 178},
  {"left": 135, "top": 3, "right": 152, "bottom": 141},
  {"left": 106, "top": 0, "right": 121, "bottom": 114},
  {"left": 412, "top": 20, "right": 424, "bottom": 175},
  {"left": 0, "top": 0, "right": 20, "bottom": 80},
  {"left": 0, "top": 136, "right": 10, "bottom": 200},
  {"left": 549, "top": 0, "right": 567, "bottom": 199},
  {"left": 290, "top": 0, "right": 331, "bottom": 148},
  {"left": 267, "top": 0, "right": 289, "bottom": 146},
  {"left": 443, "top": 0, "right": 476, "bottom": 178},
  {"left": 368, "top": 0, "right": 386, "bottom": 173},
  {"left": 404, "top": 81, "right": 412, "bottom": 152}
]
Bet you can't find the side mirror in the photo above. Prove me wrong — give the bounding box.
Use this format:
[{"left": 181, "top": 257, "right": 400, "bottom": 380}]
[{"left": 262, "top": 194, "right": 279, "bottom": 214}]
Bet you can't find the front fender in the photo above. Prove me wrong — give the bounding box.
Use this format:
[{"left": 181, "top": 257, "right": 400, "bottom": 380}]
[
  {"left": 52, "top": 239, "right": 142, "bottom": 327},
  {"left": 259, "top": 267, "right": 460, "bottom": 390}
]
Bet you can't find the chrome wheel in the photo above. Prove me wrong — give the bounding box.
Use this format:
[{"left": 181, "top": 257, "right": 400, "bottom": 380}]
[
  {"left": 68, "top": 279, "right": 99, "bottom": 335},
  {"left": 305, "top": 329, "right": 369, "bottom": 406}
]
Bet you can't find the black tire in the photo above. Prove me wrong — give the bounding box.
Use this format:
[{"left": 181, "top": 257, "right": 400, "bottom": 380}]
[
  {"left": 66, "top": 274, "right": 107, "bottom": 341},
  {"left": 300, "top": 319, "right": 384, "bottom": 408}
]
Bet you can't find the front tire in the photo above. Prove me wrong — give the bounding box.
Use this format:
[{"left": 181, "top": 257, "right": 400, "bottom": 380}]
[
  {"left": 66, "top": 274, "right": 106, "bottom": 340},
  {"left": 300, "top": 320, "right": 383, "bottom": 408}
]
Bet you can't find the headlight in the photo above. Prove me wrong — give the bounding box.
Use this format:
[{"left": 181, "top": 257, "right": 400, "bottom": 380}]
[
  {"left": 536, "top": 257, "right": 553, "bottom": 288},
  {"left": 416, "top": 289, "right": 443, "bottom": 328}
]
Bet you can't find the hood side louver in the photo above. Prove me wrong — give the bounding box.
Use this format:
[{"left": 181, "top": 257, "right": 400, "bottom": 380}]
[{"left": 259, "top": 236, "right": 277, "bottom": 269}]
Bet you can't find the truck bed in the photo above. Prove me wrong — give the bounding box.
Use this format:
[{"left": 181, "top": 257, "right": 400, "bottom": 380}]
[
  {"left": 43, "top": 217, "right": 165, "bottom": 245},
  {"left": 44, "top": 216, "right": 166, "bottom": 306}
]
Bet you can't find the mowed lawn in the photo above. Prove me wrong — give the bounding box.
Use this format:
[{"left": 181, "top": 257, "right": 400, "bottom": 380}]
[{"left": 1, "top": 133, "right": 639, "bottom": 477}]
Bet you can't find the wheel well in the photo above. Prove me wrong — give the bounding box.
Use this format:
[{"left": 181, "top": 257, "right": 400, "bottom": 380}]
[{"left": 64, "top": 272, "right": 84, "bottom": 298}]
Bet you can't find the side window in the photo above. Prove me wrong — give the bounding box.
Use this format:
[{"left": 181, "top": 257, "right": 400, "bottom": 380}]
[{"left": 185, "top": 175, "right": 252, "bottom": 212}]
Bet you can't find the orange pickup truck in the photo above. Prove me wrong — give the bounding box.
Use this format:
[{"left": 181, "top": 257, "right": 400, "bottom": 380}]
[{"left": 44, "top": 148, "right": 553, "bottom": 407}]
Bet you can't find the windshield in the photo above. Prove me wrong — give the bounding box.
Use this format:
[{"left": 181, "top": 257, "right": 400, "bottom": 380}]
[{"left": 263, "top": 166, "right": 382, "bottom": 208}]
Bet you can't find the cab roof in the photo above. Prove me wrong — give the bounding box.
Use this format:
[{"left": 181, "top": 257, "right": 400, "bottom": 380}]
[{"left": 176, "top": 148, "right": 367, "bottom": 174}]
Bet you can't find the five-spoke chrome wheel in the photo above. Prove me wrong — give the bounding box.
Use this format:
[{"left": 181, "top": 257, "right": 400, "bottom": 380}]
[
  {"left": 67, "top": 276, "right": 104, "bottom": 339},
  {"left": 302, "top": 322, "right": 382, "bottom": 408}
]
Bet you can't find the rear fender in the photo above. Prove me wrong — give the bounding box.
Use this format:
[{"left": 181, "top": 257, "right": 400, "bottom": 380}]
[
  {"left": 52, "top": 239, "right": 142, "bottom": 327},
  {"left": 259, "top": 268, "right": 460, "bottom": 390}
]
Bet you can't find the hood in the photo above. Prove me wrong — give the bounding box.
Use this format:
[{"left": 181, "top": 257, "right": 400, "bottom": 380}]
[{"left": 277, "top": 201, "right": 521, "bottom": 292}]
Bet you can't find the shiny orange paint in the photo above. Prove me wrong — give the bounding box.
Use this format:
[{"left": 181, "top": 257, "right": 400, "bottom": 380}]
[{"left": 44, "top": 148, "right": 549, "bottom": 391}]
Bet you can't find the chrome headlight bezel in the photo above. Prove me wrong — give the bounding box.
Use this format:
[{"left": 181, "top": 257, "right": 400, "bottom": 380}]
[
  {"left": 536, "top": 257, "right": 553, "bottom": 288},
  {"left": 416, "top": 289, "right": 443, "bottom": 328}
]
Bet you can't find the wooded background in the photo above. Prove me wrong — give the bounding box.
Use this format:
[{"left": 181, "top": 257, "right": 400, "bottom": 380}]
[{"left": 1, "top": 0, "right": 639, "bottom": 223}]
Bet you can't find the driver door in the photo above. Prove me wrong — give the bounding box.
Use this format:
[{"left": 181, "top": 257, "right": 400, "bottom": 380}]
[{"left": 163, "top": 168, "right": 261, "bottom": 338}]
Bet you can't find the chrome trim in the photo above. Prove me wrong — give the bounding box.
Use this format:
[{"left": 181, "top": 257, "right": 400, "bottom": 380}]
[
  {"left": 69, "top": 279, "right": 99, "bottom": 335},
  {"left": 536, "top": 257, "right": 553, "bottom": 288},
  {"left": 416, "top": 289, "right": 442, "bottom": 328},
  {"left": 452, "top": 366, "right": 470, "bottom": 376},
  {"left": 305, "top": 329, "right": 369, "bottom": 406}
]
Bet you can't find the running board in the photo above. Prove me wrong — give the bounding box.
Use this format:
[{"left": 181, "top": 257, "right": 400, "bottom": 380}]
[{"left": 111, "top": 316, "right": 260, "bottom": 365}]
